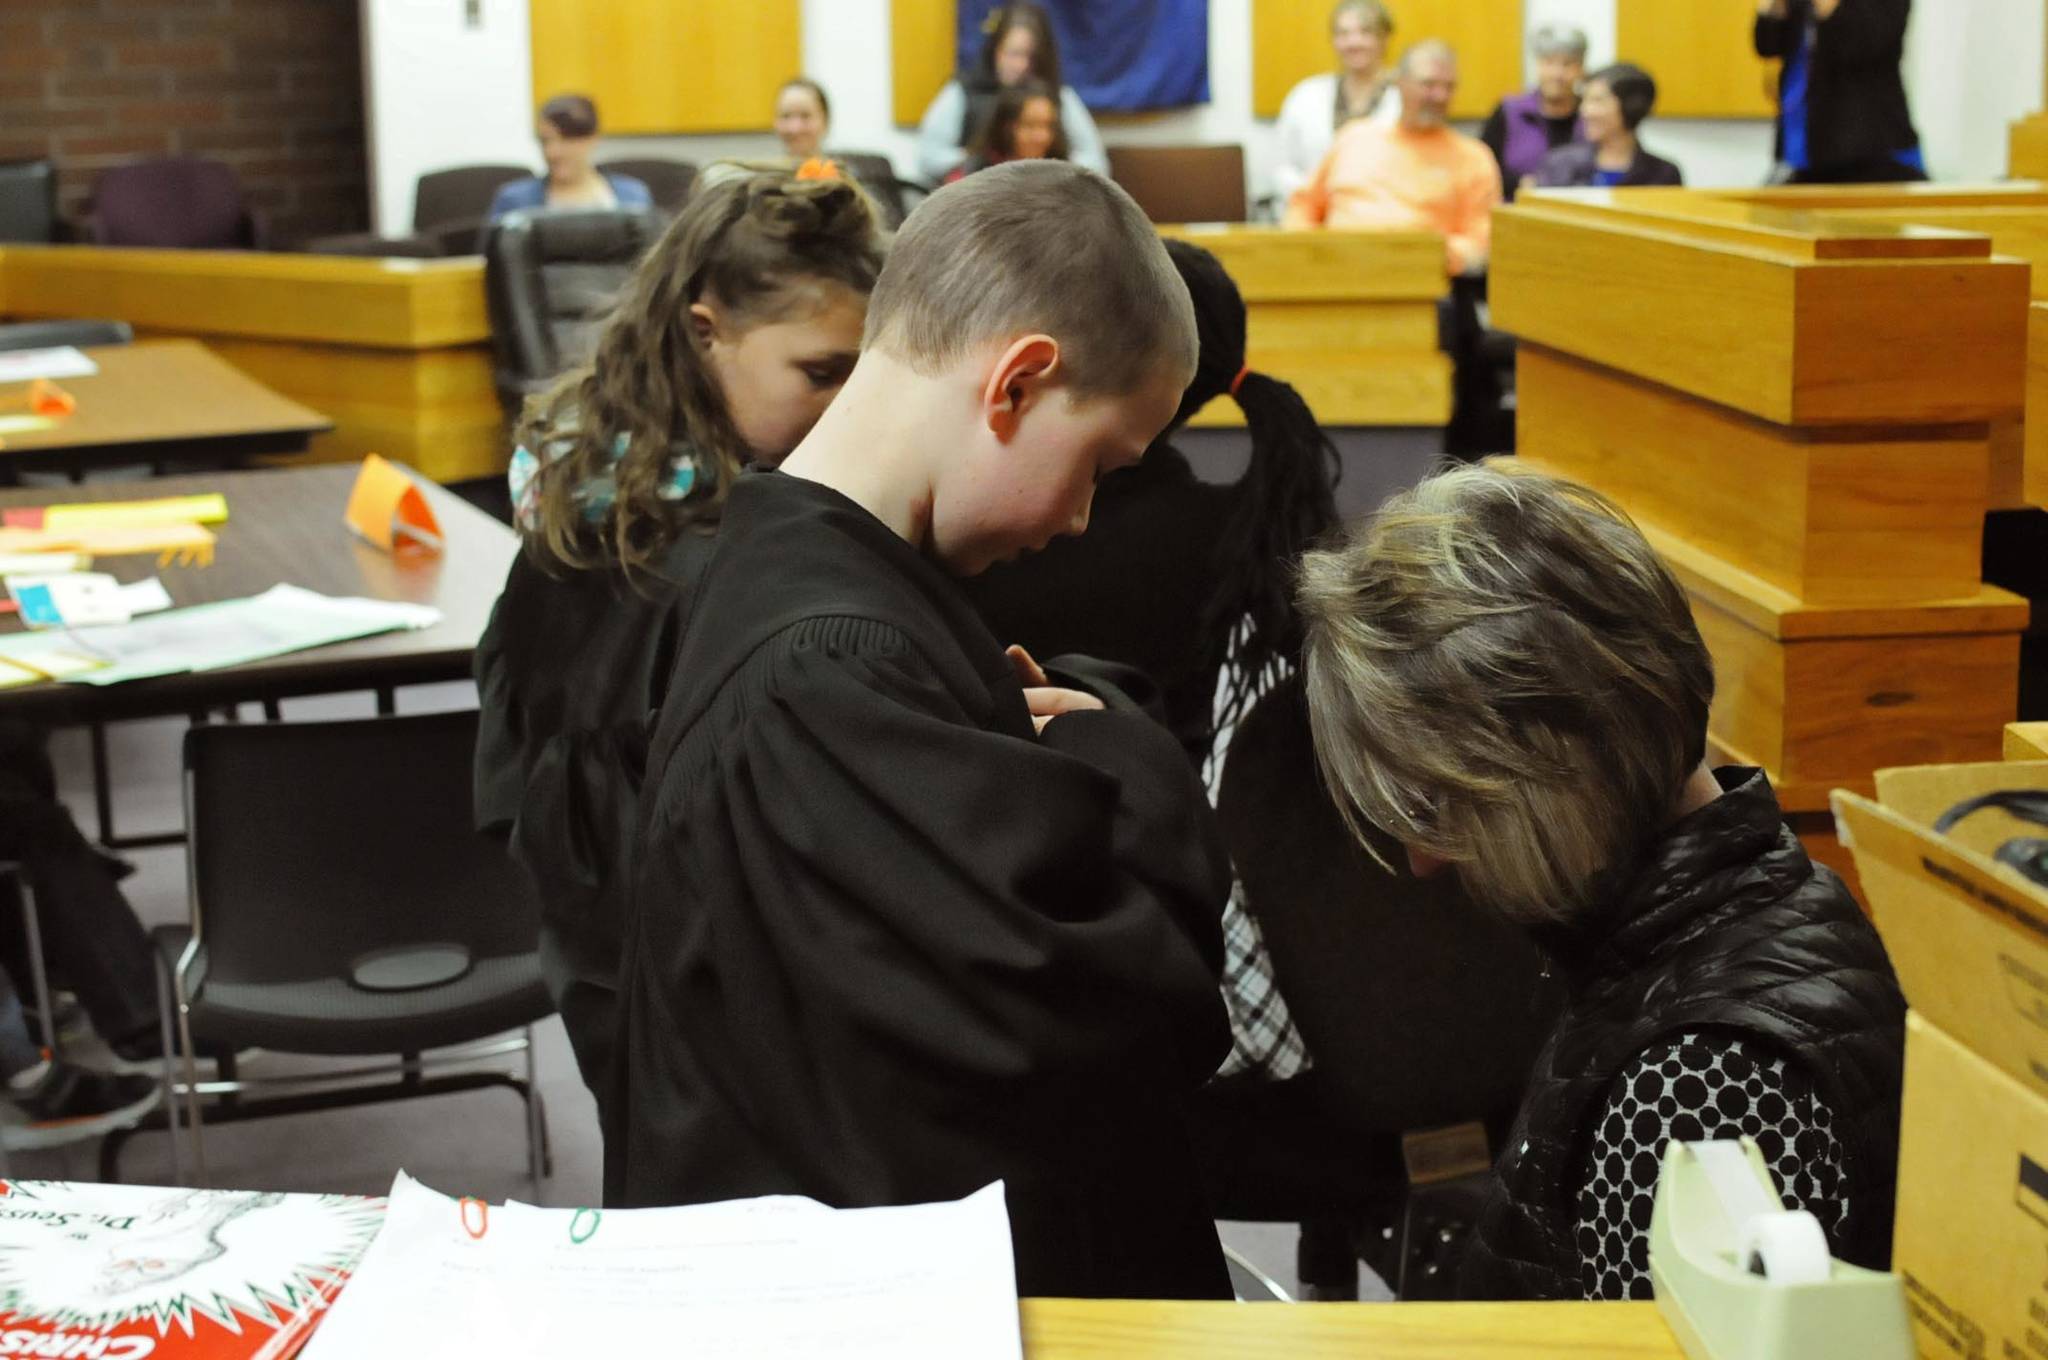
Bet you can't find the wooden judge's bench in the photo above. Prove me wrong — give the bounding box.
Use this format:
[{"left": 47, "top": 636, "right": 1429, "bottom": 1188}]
[{"left": 1493, "top": 179, "right": 2048, "bottom": 887}]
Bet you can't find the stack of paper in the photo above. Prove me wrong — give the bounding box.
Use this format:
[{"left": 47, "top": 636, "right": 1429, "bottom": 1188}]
[
  {"left": 301, "top": 1173, "right": 1025, "bottom": 1360},
  {"left": 0, "top": 584, "right": 440, "bottom": 687},
  {"left": 0, "top": 346, "right": 97, "bottom": 383}
]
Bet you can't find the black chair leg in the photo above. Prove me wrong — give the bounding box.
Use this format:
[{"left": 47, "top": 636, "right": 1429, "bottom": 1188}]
[{"left": 1297, "top": 1215, "right": 1359, "bottom": 1301}]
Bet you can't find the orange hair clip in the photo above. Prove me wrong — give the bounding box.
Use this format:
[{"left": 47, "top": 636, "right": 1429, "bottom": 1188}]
[{"left": 795, "top": 156, "right": 844, "bottom": 182}]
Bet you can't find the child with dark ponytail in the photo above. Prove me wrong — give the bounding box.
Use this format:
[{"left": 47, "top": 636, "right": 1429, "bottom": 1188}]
[
  {"left": 475, "top": 165, "right": 887, "bottom": 1113},
  {"left": 966, "top": 237, "right": 1339, "bottom": 1085},
  {"left": 968, "top": 236, "right": 1340, "bottom": 772}
]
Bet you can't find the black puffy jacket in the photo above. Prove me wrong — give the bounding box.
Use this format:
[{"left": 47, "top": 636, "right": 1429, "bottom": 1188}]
[{"left": 1457, "top": 768, "right": 1907, "bottom": 1301}]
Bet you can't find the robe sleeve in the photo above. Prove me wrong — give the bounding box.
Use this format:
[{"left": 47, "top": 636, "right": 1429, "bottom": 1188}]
[{"left": 703, "top": 617, "right": 1232, "bottom": 1095}]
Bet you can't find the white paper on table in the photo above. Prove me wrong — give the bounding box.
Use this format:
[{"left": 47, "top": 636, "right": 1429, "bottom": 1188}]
[
  {"left": 0, "top": 346, "right": 98, "bottom": 383},
  {"left": 300, "top": 1173, "right": 1025, "bottom": 1360},
  {"left": 118, "top": 576, "right": 174, "bottom": 615}
]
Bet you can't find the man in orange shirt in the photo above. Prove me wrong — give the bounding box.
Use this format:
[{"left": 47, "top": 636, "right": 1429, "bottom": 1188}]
[{"left": 1284, "top": 40, "right": 1504, "bottom": 276}]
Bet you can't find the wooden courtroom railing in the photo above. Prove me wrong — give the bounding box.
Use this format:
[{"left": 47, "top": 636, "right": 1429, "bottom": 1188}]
[
  {"left": 0, "top": 245, "right": 500, "bottom": 484},
  {"left": 1495, "top": 185, "right": 2041, "bottom": 884},
  {"left": 1158, "top": 225, "right": 1451, "bottom": 429},
  {"left": 0, "top": 229, "right": 1451, "bottom": 473}
]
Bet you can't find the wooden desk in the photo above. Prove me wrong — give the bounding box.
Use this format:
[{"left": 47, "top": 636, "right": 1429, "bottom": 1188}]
[
  {"left": 0, "top": 246, "right": 499, "bottom": 483},
  {"left": 0, "top": 463, "right": 514, "bottom": 726},
  {"left": 1159, "top": 226, "right": 1451, "bottom": 430},
  {"left": 1495, "top": 185, "right": 2040, "bottom": 885},
  {"left": 1018, "top": 1299, "right": 1682, "bottom": 1358},
  {"left": 0, "top": 340, "right": 329, "bottom": 474}
]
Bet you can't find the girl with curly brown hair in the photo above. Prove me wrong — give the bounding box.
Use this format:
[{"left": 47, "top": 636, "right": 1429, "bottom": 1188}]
[{"left": 475, "top": 165, "right": 888, "bottom": 1114}]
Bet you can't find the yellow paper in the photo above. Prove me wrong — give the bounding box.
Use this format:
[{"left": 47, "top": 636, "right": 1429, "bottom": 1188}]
[
  {"left": 0, "top": 415, "right": 56, "bottom": 436},
  {"left": 0, "top": 523, "right": 215, "bottom": 566},
  {"left": 40, "top": 494, "right": 228, "bottom": 531}
]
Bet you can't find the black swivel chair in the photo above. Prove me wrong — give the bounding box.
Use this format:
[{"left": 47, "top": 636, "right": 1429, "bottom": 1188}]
[
  {"left": 483, "top": 205, "right": 664, "bottom": 422},
  {"left": 0, "top": 320, "right": 133, "bottom": 352},
  {"left": 123, "top": 710, "right": 555, "bottom": 1187},
  {"left": 1195, "top": 675, "right": 1560, "bottom": 1298},
  {"left": 303, "top": 163, "right": 528, "bottom": 259},
  {"left": 1107, "top": 145, "right": 1250, "bottom": 224},
  {"left": 830, "top": 152, "right": 926, "bottom": 229},
  {"left": 0, "top": 159, "right": 58, "bottom": 243},
  {"left": 598, "top": 157, "right": 698, "bottom": 216}
]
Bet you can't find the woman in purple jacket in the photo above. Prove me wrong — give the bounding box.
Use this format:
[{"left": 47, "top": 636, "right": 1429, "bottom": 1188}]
[{"left": 1479, "top": 26, "right": 1586, "bottom": 202}]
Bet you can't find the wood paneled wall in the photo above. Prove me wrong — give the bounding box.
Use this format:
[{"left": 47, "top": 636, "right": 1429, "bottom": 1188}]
[
  {"left": 1250, "top": 0, "right": 1525, "bottom": 121},
  {"left": 894, "top": 0, "right": 960, "bottom": 129},
  {"left": 529, "top": 0, "right": 802, "bottom": 135},
  {"left": 1615, "top": 0, "right": 1776, "bottom": 118}
]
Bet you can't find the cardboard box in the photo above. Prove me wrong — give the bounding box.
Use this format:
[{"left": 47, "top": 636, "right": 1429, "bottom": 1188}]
[
  {"left": 1834, "top": 762, "right": 2048, "bottom": 1099},
  {"left": 1834, "top": 761, "right": 2048, "bottom": 1359},
  {"left": 1891, "top": 1013, "right": 2048, "bottom": 1360}
]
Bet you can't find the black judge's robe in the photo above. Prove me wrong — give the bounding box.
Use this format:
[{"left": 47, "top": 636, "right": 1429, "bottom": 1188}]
[{"left": 610, "top": 470, "right": 1235, "bottom": 1300}]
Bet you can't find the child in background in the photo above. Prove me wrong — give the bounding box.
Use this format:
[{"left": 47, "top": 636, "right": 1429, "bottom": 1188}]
[
  {"left": 614, "top": 161, "right": 1233, "bottom": 1300},
  {"left": 945, "top": 81, "right": 1067, "bottom": 182},
  {"left": 473, "top": 167, "right": 887, "bottom": 1117}
]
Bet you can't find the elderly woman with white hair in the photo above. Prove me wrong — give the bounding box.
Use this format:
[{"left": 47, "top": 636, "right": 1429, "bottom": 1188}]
[
  {"left": 1479, "top": 25, "right": 1587, "bottom": 201},
  {"left": 1296, "top": 464, "right": 1906, "bottom": 1300}
]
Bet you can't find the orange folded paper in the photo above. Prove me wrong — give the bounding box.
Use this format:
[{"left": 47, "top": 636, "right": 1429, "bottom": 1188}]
[
  {"left": 0, "top": 380, "right": 74, "bottom": 418},
  {"left": 345, "top": 454, "right": 442, "bottom": 554}
]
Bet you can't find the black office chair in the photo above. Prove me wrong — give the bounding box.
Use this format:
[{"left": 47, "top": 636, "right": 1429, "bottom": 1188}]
[
  {"left": 598, "top": 157, "right": 698, "bottom": 215},
  {"left": 127, "top": 710, "right": 554, "bottom": 1187},
  {"left": 483, "top": 205, "right": 663, "bottom": 421},
  {"left": 830, "top": 152, "right": 925, "bottom": 229},
  {"left": 0, "top": 320, "right": 133, "bottom": 352},
  {"left": 1441, "top": 276, "right": 1518, "bottom": 461},
  {"left": 1195, "top": 675, "right": 1559, "bottom": 1298},
  {"left": 303, "top": 163, "right": 528, "bottom": 259},
  {"left": 1107, "top": 145, "right": 1250, "bottom": 224},
  {"left": 0, "top": 159, "right": 57, "bottom": 244},
  {"left": 415, "top": 163, "right": 530, "bottom": 255}
]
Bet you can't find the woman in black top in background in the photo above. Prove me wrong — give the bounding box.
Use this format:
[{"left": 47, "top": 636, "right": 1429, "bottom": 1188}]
[{"left": 965, "top": 239, "right": 1341, "bottom": 773}]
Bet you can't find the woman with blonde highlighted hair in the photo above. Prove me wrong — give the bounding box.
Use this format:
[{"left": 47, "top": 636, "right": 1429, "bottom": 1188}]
[
  {"left": 1297, "top": 463, "right": 1904, "bottom": 1301},
  {"left": 1273, "top": 1, "right": 1403, "bottom": 202}
]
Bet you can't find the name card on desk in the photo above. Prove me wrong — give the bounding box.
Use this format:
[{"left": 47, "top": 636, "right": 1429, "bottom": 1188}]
[{"left": 345, "top": 454, "right": 442, "bottom": 555}]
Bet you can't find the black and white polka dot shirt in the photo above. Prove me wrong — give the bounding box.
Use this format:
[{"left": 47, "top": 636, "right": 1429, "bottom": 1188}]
[{"left": 1575, "top": 1031, "right": 1848, "bottom": 1300}]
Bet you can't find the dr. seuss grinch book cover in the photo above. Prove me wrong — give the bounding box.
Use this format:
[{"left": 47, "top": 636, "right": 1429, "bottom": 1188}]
[{"left": 0, "top": 1180, "right": 385, "bottom": 1360}]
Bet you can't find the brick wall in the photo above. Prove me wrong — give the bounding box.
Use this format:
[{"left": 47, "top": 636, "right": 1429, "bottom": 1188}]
[{"left": 0, "top": 0, "right": 369, "bottom": 246}]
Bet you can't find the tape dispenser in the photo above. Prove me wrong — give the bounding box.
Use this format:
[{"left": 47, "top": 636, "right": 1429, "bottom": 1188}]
[{"left": 1650, "top": 1138, "right": 1912, "bottom": 1360}]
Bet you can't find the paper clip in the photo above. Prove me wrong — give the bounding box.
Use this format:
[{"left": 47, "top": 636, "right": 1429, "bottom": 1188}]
[
  {"left": 459, "top": 1196, "right": 489, "bottom": 1240},
  {"left": 569, "top": 1207, "right": 601, "bottom": 1244}
]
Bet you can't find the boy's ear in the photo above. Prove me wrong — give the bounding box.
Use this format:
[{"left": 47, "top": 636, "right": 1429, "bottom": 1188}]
[
  {"left": 689, "top": 301, "right": 720, "bottom": 347},
  {"left": 981, "top": 335, "right": 1062, "bottom": 441}
]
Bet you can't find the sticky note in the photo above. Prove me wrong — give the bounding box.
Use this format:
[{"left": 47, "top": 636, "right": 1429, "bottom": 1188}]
[{"left": 344, "top": 454, "right": 442, "bottom": 555}]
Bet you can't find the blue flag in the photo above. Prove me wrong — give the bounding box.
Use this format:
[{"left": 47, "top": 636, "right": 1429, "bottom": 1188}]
[{"left": 956, "top": 1, "right": 1210, "bottom": 112}]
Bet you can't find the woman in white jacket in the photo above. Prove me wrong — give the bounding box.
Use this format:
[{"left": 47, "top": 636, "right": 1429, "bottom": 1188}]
[
  {"left": 914, "top": 2, "right": 1106, "bottom": 184},
  {"left": 1272, "top": 1, "right": 1402, "bottom": 202}
]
